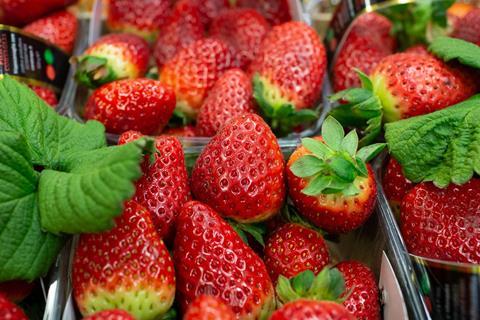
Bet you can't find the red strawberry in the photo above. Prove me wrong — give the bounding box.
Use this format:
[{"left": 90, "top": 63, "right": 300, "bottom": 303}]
[
  {"left": 117, "top": 130, "right": 144, "bottom": 145},
  {"left": 401, "top": 179, "right": 480, "bottom": 264},
  {"left": 447, "top": 3, "right": 475, "bottom": 27},
  {"left": 271, "top": 300, "right": 354, "bottom": 320},
  {"left": 162, "top": 125, "right": 196, "bottom": 137},
  {"left": 336, "top": 261, "right": 380, "bottom": 320},
  {"left": 153, "top": 1, "right": 204, "bottom": 68},
  {"left": 75, "top": 33, "right": 150, "bottom": 88},
  {"left": 159, "top": 38, "right": 234, "bottom": 118},
  {"left": 191, "top": 113, "right": 285, "bottom": 223},
  {"left": 237, "top": 0, "right": 291, "bottom": 25},
  {"left": 210, "top": 8, "right": 270, "bottom": 69},
  {"left": 0, "top": 280, "right": 35, "bottom": 303},
  {"left": 30, "top": 86, "right": 58, "bottom": 107},
  {"left": 73, "top": 201, "right": 176, "bottom": 319},
  {"left": 84, "top": 78, "right": 175, "bottom": 135},
  {"left": 107, "top": 0, "right": 171, "bottom": 41},
  {"left": 195, "top": 69, "right": 256, "bottom": 137},
  {"left": 0, "top": 293, "right": 27, "bottom": 320},
  {"left": 178, "top": 0, "right": 231, "bottom": 27},
  {"left": 382, "top": 158, "right": 415, "bottom": 214},
  {"left": 183, "top": 295, "right": 236, "bottom": 320},
  {"left": 174, "top": 201, "right": 276, "bottom": 319},
  {"left": 452, "top": 8, "right": 480, "bottom": 46},
  {"left": 23, "top": 10, "right": 78, "bottom": 53},
  {"left": 286, "top": 117, "right": 383, "bottom": 233},
  {"left": 250, "top": 21, "right": 326, "bottom": 134},
  {"left": 83, "top": 309, "right": 135, "bottom": 320},
  {"left": 404, "top": 45, "right": 430, "bottom": 55},
  {"left": 264, "top": 223, "right": 330, "bottom": 282},
  {"left": 349, "top": 13, "right": 396, "bottom": 52},
  {"left": 0, "top": 0, "right": 76, "bottom": 27}
]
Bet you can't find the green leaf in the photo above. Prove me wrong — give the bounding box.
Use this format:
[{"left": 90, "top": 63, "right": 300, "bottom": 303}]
[
  {"left": 342, "top": 183, "right": 360, "bottom": 197},
  {"left": 328, "top": 156, "right": 357, "bottom": 182},
  {"left": 355, "top": 157, "right": 369, "bottom": 177},
  {"left": 356, "top": 143, "right": 386, "bottom": 163},
  {"left": 429, "top": 37, "right": 480, "bottom": 69},
  {"left": 0, "top": 132, "right": 63, "bottom": 281},
  {"left": 276, "top": 275, "right": 301, "bottom": 305},
  {"left": 321, "top": 116, "right": 344, "bottom": 150},
  {"left": 302, "top": 175, "right": 332, "bottom": 196},
  {"left": 230, "top": 221, "right": 267, "bottom": 247},
  {"left": 301, "top": 138, "right": 331, "bottom": 159},
  {"left": 355, "top": 69, "right": 373, "bottom": 91},
  {"left": 39, "top": 142, "right": 144, "bottom": 234},
  {"left": 385, "top": 95, "right": 480, "bottom": 187},
  {"left": 291, "top": 270, "right": 315, "bottom": 296},
  {"left": 290, "top": 155, "right": 325, "bottom": 178},
  {"left": 341, "top": 130, "right": 358, "bottom": 157}
]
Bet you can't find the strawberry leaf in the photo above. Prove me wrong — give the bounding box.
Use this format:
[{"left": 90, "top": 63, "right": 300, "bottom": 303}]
[
  {"left": 301, "top": 138, "right": 331, "bottom": 159},
  {"left": 356, "top": 143, "right": 387, "bottom": 163},
  {"left": 290, "top": 155, "right": 325, "bottom": 178},
  {"left": 329, "top": 156, "right": 357, "bottom": 182},
  {"left": 341, "top": 130, "right": 359, "bottom": 157},
  {"left": 302, "top": 176, "right": 332, "bottom": 196},
  {"left": 321, "top": 116, "right": 344, "bottom": 150},
  {"left": 429, "top": 37, "right": 480, "bottom": 69},
  {"left": 385, "top": 95, "right": 480, "bottom": 187}
]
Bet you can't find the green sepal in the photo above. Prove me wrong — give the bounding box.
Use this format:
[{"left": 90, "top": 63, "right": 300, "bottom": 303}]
[
  {"left": 253, "top": 74, "right": 319, "bottom": 136},
  {"left": 429, "top": 37, "right": 480, "bottom": 69},
  {"left": 280, "top": 205, "right": 326, "bottom": 236},
  {"left": 74, "top": 55, "right": 118, "bottom": 89},
  {"left": 229, "top": 220, "right": 267, "bottom": 247},
  {"left": 276, "top": 268, "right": 346, "bottom": 306},
  {"left": 169, "top": 107, "right": 193, "bottom": 127},
  {"left": 160, "top": 307, "right": 177, "bottom": 320}
]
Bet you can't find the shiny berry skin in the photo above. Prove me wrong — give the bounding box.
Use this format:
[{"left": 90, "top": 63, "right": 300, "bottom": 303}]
[
  {"left": 210, "top": 8, "right": 270, "bottom": 69},
  {"left": 73, "top": 201, "right": 175, "bottom": 319},
  {"left": 349, "top": 13, "right": 396, "bottom": 52},
  {"left": 174, "top": 201, "right": 276, "bottom": 319},
  {"left": 337, "top": 261, "right": 380, "bottom": 320},
  {"left": 382, "top": 158, "right": 415, "bottom": 214},
  {"left": 178, "top": 0, "right": 231, "bottom": 27},
  {"left": 249, "top": 21, "right": 326, "bottom": 110},
  {"left": 195, "top": 69, "right": 256, "bottom": 137},
  {"left": 84, "top": 78, "right": 175, "bottom": 135},
  {"left": 183, "top": 295, "right": 236, "bottom": 320},
  {"left": 270, "top": 300, "right": 355, "bottom": 320},
  {"left": 162, "top": 125, "right": 196, "bottom": 137},
  {"left": 30, "top": 86, "right": 58, "bottom": 107},
  {"left": 23, "top": 10, "right": 78, "bottom": 53},
  {"left": 404, "top": 45, "right": 430, "bottom": 55},
  {"left": 0, "top": 293, "right": 27, "bottom": 320},
  {"left": 0, "top": 280, "right": 35, "bottom": 303},
  {"left": 153, "top": 1, "right": 204, "bottom": 68},
  {"left": 264, "top": 223, "right": 330, "bottom": 282},
  {"left": 160, "top": 38, "right": 234, "bottom": 118},
  {"left": 401, "top": 179, "right": 480, "bottom": 264},
  {"left": 371, "top": 53, "right": 477, "bottom": 122},
  {"left": 0, "top": 0, "right": 76, "bottom": 26},
  {"left": 191, "top": 113, "right": 285, "bottom": 223},
  {"left": 237, "top": 0, "right": 291, "bottom": 25},
  {"left": 452, "top": 8, "right": 480, "bottom": 46},
  {"left": 286, "top": 138, "right": 377, "bottom": 234},
  {"left": 107, "top": 0, "right": 171, "bottom": 41},
  {"left": 83, "top": 309, "right": 135, "bottom": 320}
]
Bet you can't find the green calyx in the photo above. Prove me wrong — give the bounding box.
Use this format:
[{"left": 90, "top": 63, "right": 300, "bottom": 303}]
[
  {"left": 276, "top": 268, "right": 346, "bottom": 306},
  {"left": 229, "top": 220, "right": 267, "bottom": 247},
  {"left": 253, "top": 74, "right": 319, "bottom": 137},
  {"left": 329, "top": 69, "right": 386, "bottom": 146},
  {"left": 74, "top": 55, "right": 118, "bottom": 89},
  {"left": 290, "top": 116, "right": 385, "bottom": 197}
]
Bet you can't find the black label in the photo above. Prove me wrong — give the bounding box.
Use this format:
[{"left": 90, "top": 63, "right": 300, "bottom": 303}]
[
  {"left": 0, "top": 25, "right": 70, "bottom": 92},
  {"left": 412, "top": 256, "right": 480, "bottom": 320}
]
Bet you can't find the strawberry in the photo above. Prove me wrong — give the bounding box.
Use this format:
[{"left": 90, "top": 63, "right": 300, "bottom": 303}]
[
  {"left": 400, "top": 179, "right": 480, "bottom": 264},
  {"left": 0, "top": 280, "right": 35, "bottom": 302},
  {"left": 264, "top": 223, "right": 330, "bottom": 282},
  {"left": 162, "top": 125, "right": 196, "bottom": 137},
  {"left": 236, "top": 0, "right": 291, "bottom": 25},
  {"left": 117, "top": 130, "right": 144, "bottom": 145},
  {"left": 336, "top": 261, "right": 380, "bottom": 320},
  {"left": 210, "top": 8, "right": 270, "bottom": 69},
  {"left": 451, "top": 8, "right": 480, "bottom": 46},
  {"left": 0, "top": 0, "right": 77, "bottom": 27},
  {"left": 250, "top": 21, "right": 326, "bottom": 135},
  {"left": 286, "top": 117, "right": 384, "bottom": 234},
  {"left": 191, "top": 113, "right": 285, "bottom": 223},
  {"left": 84, "top": 78, "right": 175, "bottom": 135},
  {"left": 178, "top": 0, "right": 231, "bottom": 27},
  {"left": 159, "top": 38, "right": 234, "bottom": 118},
  {"left": 195, "top": 69, "right": 256, "bottom": 137},
  {"left": 83, "top": 309, "right": 135, "bottom": 320},
  {"left": 153, "top": 0, "right": 204, "bottom": 68},
  {"left": 75, "top": 33, "right": 150, "bottom": 89},
  {"left": 0, "top": 293, "right": 27, "bottom": 320},
  {"left": 183, "top": 295, "right": 236, "bottom": 320},
  {"left": 29, "top": 86, "right": 58, "bottom": 107},
  {"left": 404, "top": 45, "right": 430, "bottom": 55},
  {"left": 348, "top": 13, "right": 396, "bottom": 52},
  {"left": 447, "top": 3, "right": 476, "bottom": 27},
  {"left": 173, "top": 201, "right": 276, "bottom": 319},
  {"left": 73, "top": 201, "right": 175, "bottom": 319},
  {"left": 107, "top": 0, "right": 171, "bottom": 41},
  {"left": 23, "top": 10, "right": 78, "bottom": 53},
  {"left": 270, "top": 300, "right": 354, "bottom": 320},
  {"left": 382, "top": 157, "right": 415, "bottom": 214}
]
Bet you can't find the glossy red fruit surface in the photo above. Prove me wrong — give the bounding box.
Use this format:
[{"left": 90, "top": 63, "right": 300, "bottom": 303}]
[
  {"left": 382, "top": 158, "right": 415, "bottom": 213},
  {"left": 270, "top": 300, "right": 355, "bottom": 320},
  {"left": 195, "top": 69, "right": 255, "bottom": 137},
  {"left": 30, "top": 86, "right": 58, "bottom": 107},
  {"left": 337, "top": 261, "right": 380, "bottom": 320},
  {"left": 0, "top": 292, "right": 28, "bottom": 320},
  {"left": 84, "top": 78, "right": 175, "bottom": 135},
  {"left": 83, "top": 309, "right": 135, "bottom": 320},
  {"left": 0, "top": 0, "right": 77, "bottom": 26},
  {"left": 237, "top": 0, "right": 291, "bottom": 25},
  {"left": 183, "top": 295, "right": 236, "bottom": 320},
  {"left": 401, "top": 179, "right": 480, "bottom": 264},
  {"left": 264, "top": 223, "right": 330, "bottom": 282},
  {"left": 191, "top": 113, "right": 285, "bottom": 223},
  {"left": 452, "top": 8, "right": 480, "bottom": 46}
]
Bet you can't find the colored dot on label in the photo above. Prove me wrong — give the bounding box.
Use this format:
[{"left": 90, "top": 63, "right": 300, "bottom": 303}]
[
  {"left": 46, "top": 65, "right": 56, "bottom": 80},
  {"left": 44, "top": 49, "right": 54, "bottom": 65}
]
